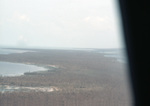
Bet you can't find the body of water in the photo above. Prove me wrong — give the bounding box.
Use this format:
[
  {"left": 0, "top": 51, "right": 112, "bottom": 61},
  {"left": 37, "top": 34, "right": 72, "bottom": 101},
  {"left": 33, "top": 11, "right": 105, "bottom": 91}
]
[
  {"left": 0, "top": 62, "right": 46, "bottom": 76},
  {"left": 0, "top": 48, "right": 46, "bottom": 76},
  {"left": 0, "top": 48, "right": 127, "bottom": 76},
  {"left": 0, "top": 48, "right": 30, "bottom": 54},
  {"left": 95, "top": 48, "right": 127, "bottom": 63}
]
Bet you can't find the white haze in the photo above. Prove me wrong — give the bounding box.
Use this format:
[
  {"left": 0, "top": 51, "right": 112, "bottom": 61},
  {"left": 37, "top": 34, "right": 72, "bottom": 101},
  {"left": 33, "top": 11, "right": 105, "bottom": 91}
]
[{"left": 0, "top": 0, "right": 124, "bottom": 49}]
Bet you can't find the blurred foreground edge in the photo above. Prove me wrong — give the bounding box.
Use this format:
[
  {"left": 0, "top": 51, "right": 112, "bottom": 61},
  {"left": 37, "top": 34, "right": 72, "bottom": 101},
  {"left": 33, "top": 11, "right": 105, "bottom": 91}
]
[{"left": 118, "top": 0, "right": 150, "bottom": 106}]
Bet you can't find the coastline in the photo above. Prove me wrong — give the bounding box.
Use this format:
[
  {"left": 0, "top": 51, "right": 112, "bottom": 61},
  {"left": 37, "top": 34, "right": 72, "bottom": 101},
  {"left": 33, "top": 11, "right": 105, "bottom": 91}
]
[
  {"left": 0, "top": 48, "right": 131, "bottom": 106},
  {"left": 0, "top": 61, "right": 50, "bottom": 77}
]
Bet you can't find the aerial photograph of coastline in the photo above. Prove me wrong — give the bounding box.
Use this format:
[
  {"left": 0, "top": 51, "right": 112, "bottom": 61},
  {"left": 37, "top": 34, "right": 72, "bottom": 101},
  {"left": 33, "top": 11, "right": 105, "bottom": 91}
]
[{"left": 0, "top": 0, "right": 132, "bottom": 106}]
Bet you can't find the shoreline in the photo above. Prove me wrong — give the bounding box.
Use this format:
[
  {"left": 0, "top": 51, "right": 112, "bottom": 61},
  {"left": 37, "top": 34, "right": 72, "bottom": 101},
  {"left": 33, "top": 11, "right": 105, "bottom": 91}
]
[
  {"left": 0, "top": 61, "right": 52, "bottom": 77},
  {"left": 0, "top": 48, "right": 126, "bottom": 78},
  {"left": 0, "top": 48, "right": 131, "bottom": 106}
]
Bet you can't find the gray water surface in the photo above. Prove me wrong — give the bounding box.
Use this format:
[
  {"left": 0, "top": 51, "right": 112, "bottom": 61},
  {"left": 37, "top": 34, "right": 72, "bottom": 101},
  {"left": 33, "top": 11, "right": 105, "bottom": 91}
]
[
  {"left": 96, "top": 49, "right": 127, "bottom": 63},
  {"left": 0, "top": 48, "right": 30, "bottom": 54},
  {"left": 0, "top": 62, "right": 46, "bottom": 76}
]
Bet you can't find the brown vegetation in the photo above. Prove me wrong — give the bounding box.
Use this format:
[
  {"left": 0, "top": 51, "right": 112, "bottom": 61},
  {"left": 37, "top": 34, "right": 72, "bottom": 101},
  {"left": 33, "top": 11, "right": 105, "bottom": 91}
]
[{"left": 0, "top": 49, "right": 132, "bottom": 106}]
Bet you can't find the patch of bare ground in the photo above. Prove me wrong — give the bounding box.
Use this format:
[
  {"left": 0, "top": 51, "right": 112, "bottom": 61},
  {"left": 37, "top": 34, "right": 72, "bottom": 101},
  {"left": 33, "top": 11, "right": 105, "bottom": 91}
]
[{"left": 0, "top": 85, "right": 61, "bottom": 93}]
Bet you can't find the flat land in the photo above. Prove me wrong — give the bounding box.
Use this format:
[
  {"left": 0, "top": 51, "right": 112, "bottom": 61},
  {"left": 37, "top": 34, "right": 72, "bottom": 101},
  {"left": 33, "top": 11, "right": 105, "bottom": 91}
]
[{"left": 0, "top": 49, "right": 132, "bottom": 106}]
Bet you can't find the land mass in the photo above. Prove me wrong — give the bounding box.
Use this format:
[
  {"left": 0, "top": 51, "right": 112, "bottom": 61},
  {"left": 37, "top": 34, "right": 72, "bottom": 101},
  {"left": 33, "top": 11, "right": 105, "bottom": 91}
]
[{"left": 0, "top": 49, "right": 132, "bottom": 106}]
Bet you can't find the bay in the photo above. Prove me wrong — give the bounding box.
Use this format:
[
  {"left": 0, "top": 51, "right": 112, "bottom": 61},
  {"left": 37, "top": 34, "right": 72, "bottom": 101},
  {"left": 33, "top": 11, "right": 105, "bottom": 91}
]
[
  {"left": 0, "top": 62, "right": 46, "bottom": 76},
  {"left": 0, "top": 48, "right": 29, "bottom": 54}
]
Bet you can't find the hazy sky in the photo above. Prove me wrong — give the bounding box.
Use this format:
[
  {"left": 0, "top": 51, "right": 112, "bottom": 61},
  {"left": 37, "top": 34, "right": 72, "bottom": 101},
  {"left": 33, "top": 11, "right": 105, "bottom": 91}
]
[{"left": 0, "top": 0, "right": 124, "bottom": 49}]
